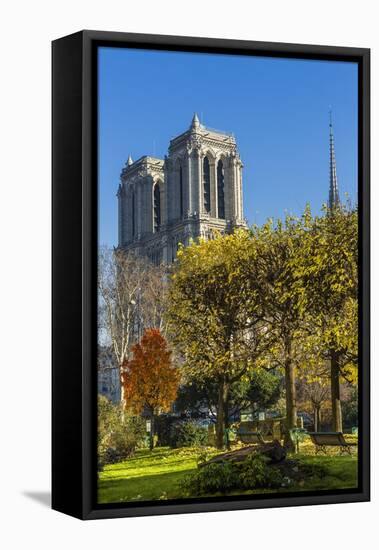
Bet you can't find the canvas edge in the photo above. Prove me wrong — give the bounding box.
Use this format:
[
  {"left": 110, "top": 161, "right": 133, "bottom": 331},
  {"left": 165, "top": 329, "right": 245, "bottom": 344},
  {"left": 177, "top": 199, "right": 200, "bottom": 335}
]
[{"left": 52, "top": 30, "right": 370, "bottom": 520}]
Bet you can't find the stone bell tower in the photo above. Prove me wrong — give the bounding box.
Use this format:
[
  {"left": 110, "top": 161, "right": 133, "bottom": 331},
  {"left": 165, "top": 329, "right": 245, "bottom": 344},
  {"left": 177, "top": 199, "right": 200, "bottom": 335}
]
[{"left": 118, "top": 114, "right": 247, "bottom": 263}]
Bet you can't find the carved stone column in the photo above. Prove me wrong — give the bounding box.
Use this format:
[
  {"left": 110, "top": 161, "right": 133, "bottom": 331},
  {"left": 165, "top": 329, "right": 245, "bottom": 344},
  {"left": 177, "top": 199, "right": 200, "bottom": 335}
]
[
  {"left": 197, "top": 150, "right": 203, "bottom": 215},
  {"left": 117, "top": 185, "right": 123, "bottom": 246},
  {"left": 185, "top": 149, "right": 192, "bottom": 216},
  {"left": 128, "top": 185, "right": 135, "bottom": 242},
  {"left": 136, "top": 180, "right": 143, "bottom": 239},
  {"left": 189, "top": 148, "right": 202, "bottom": 216},
  {"left": 160, "top": 179, "right": 166, "bottom": 228},
  {"left": 238, "top": 161, "right": 244, "bottom": 220},
  {"left": 164, "top": 156, "right": 173, "bottom": 224},
  {"left": 235, "top": 159, "right": 240, "bottom": 220},
  {"left": 228, "top": 155, "right": 237, "bottom": 221},
  {"left": 188, "top": 133, "right": 203, "bottom": 217},
  {"left": 161, "top": 235, "right": 169, "bottom": 263}
]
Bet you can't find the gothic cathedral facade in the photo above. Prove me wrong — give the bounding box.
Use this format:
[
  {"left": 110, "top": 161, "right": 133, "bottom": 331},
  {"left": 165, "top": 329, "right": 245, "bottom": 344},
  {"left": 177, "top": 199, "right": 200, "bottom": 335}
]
[{"left": 117, "top": 114, "right": 247, "bottom": 263}]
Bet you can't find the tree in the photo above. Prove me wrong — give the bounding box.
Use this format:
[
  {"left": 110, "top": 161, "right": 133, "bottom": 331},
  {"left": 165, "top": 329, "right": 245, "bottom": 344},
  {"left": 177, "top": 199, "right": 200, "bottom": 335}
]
[
  {"left": 175, "top": 369, "right": 281, "bottom": 420},
  {"left": 297, "top": 371, "right": 330, "bottom": 432},
  {"left": 140, "top": 262, "right": 170, "bottom": 335},
  {"left": 167, "top": 230, "right": 270, "bottom": 449},
  {"left": 246, "top": 214, "right": 311, "bottom": 449},
  {"left": 341, "top": 386, "right": 358, "bottom": 429},
  {"left": 300, "top": 206, "right": 358, "bottom": 432},
  {"left": 98, "top": 247, "right": 169, "bottom": 406},
  {"left": 97, "top": 395, "right": 145, "bottom": 466},
  {"left": 98, "top": 247, "right": 148, "bottom": 405},
  {"left": 233, "top": 369, "right": 282, "bottom": 415},
  {"left": 122, "top": 329, "right": 180, "bottom": 450}
]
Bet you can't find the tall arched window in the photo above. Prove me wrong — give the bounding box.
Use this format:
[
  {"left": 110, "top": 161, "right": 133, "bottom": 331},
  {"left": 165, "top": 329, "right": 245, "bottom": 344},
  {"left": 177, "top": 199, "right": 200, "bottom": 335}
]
[
  {"left": 154, "top": 183, "right": 161, "bottom": 232},
  {"left": 203, "top": 157, "right": 211, "bottom": 213},
  {"left": 131, "top": 189, "right": 136, "bottom": 237},
  {"left": 179, "top": 165, "right": 184, "bottom": 218},
  {"left": 217, "top": 160, "right": 225, "bottom": 219}
]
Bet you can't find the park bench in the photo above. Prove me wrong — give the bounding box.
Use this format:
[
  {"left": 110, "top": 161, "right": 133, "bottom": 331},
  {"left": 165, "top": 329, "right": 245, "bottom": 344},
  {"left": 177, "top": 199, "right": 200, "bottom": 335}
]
[
  {"left": 308, "top": 432, "right": 357, "bottom": 456},
  {"left": 237, "top": 429, "right": 266, "bottom": 445}
]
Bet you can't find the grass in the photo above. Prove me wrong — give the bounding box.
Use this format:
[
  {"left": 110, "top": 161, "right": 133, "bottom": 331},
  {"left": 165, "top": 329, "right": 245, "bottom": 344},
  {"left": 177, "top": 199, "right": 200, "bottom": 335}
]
[
  {"left": 288, "top": 454, "right": 358, "bottom": 491},
  {"left": 98, "top": 447, "right": 215, "bottom": 503},
  {"left": 98, "top": 436, "right": 358, "bottom": 504}
]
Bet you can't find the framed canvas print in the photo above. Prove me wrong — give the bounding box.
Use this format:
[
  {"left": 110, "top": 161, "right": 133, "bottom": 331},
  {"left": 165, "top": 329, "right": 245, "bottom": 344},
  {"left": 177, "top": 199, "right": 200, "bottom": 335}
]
[{"left": 52, "top": 30, "right": 370, "bottom": 520}]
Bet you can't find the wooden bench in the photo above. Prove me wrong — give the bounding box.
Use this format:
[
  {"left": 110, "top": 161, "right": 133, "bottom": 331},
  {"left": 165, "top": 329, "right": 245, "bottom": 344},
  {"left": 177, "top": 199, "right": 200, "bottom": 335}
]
[
  {"left": 308, "top": 432, "right": 357, "bottom": 456},
  {"left": 237, "top": 430, "right": 266, "bottom": 445}
]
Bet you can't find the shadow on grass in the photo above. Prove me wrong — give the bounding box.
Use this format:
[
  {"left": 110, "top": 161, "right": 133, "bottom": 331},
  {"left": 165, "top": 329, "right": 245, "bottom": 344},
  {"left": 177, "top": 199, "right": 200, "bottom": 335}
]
[{"left": 98, "top": 467, "right": 195, "bottom": 504}]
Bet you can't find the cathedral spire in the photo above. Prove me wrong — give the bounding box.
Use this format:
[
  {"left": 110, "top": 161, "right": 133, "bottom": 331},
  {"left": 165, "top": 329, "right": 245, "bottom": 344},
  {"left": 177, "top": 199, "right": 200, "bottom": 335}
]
[
  {"left": 127, "top": 154, "right": 133, "bottom": 166},
  {"left": 328, "top": 109, "right": 340, "bottom": 210},
  {"left": 190, "top": 112, "right": 200, "bottom": 131}
]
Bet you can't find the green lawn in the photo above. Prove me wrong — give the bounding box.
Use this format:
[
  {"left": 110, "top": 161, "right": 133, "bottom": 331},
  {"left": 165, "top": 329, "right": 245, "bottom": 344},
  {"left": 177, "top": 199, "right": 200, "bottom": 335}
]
[
  {"left": 98, "top": 442, "right": 358, "bottom": 504},
  {"left": 98, "top": 447, "right": 213, "bottom": 503}
]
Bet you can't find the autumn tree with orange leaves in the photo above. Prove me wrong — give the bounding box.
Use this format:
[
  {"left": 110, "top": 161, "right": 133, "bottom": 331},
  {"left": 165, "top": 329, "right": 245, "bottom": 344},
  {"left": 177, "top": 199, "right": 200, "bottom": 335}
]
[{"left": 122, "top": 329, "right": 180, "bottom": 450}]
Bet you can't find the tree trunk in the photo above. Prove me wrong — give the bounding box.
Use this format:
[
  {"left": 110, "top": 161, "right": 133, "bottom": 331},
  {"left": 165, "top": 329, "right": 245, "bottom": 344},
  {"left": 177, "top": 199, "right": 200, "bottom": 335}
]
[
  {"left": 331, "top": 352, "right": 343, "bottom": 432},
  {"left": 149, "top": 413, "right": 155, "bottom": 451},
  {"left": 120, "top": 367, "right": 125, "bottom": 405},
  {"left": 284, "top": 339, "right": 297, "bottom": 451},
  {"left": 314, "top": 405, "right": 321, "bottom": 432},
  {"left": 216, "top": 380, "right": 229, "bottom": 449},
  {"left": 119, "top": 363, "right": 126, "bottom": 423},
  {"left": 202, "top": 441, "right": 286, "bottom": 466},
  {"left": 224, "top": 400, "right": 231, "bottom": 450}
]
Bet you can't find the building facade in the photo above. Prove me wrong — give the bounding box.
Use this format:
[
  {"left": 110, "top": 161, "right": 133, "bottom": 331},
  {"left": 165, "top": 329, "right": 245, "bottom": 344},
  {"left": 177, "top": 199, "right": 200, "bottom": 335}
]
[
  {"left": 97, "top": 346, "right": 121, "bottom": 403},
  {"left": 117, "top": 114, "right": 247, "bottom": 263}
]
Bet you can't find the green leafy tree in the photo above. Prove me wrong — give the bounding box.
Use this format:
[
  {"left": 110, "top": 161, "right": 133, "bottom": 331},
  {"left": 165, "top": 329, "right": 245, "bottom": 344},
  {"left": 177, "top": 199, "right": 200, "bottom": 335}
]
[
  {"left": 167, "top": 230, "right": 270, "bottom": 449},
  {"left": 246, "top": 214, "right": 311, "bottom": 449},
  {"left": 175, "top": 369, "right": 281, "bottom": 419},
  {"left": 300, "top": 206, "right": 358, "bottom": 431},
  {"left": 228, "top": 369, "right": 282, "bottom": 416}
]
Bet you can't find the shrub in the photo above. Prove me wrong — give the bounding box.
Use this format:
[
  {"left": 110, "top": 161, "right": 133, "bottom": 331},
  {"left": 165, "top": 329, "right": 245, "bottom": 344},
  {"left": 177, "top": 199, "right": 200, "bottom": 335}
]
[
  {"left": 238, "top": 455, "right": 283, "bottom": 489},
  {"left": 170, "top": 421, "right": 208, "bottom": 448},
  {"left": 342, "top": 387, "right": 358, "bottom": 428},
  {"left": 154, "top": 415, "right": 178, "bottom": 446},
  {"left": 98, "top": 395, "right": 146, "bottom": 466},
  {"left": 181, "top": 453, "right": 285, "bottom": 495},
  {"left": 181, "top": 461, "right": 239, "bottom": 495}
]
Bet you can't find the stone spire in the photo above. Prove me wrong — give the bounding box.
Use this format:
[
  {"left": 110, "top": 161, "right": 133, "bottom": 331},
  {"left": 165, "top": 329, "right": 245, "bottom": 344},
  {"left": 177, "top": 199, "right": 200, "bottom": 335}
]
[
  {"left": 328, "top": 110, "right": 340, "bottom": 209},
  {"left": 190, "top": 112, "right": 201, "bottom": 131},
  {"left": 127, "top": 154, "right": 133, "bottom": 166}
]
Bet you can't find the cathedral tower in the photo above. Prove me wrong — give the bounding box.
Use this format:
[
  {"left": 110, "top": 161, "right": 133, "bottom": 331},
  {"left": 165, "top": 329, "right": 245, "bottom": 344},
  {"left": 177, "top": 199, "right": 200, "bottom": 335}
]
[{"left": 118, "top": 114, "right": 247, "bottom": 263}]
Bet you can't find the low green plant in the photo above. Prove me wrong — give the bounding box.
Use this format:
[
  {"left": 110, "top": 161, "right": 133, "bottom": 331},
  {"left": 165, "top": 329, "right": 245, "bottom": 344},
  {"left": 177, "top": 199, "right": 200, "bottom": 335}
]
[
  {"left": 181, "top": 461, "right": 239, "bottom": 495},
  {"left": 170, "top": 421, "right": 208, "bottom": 448},
  {"left": 98, "top": 395, "right": 146, "bottom": 467},
  {"left": 181, "top": 453, "right": 285, "bottom": 495},
  {"left": 154, "top": 415, "right": 177, "bottom": 446},
  {"left": 196, "top": 450, "right": 210, "bottom": 466},
  {"left": 238, "top": 455, "right": 283, "bottom": 489}
]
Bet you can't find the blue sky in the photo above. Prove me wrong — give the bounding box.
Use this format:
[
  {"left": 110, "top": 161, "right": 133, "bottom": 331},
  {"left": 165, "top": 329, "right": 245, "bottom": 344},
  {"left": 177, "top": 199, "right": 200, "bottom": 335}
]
[{"left": 98, "top": 47, "right": 358, "bottom": 247}]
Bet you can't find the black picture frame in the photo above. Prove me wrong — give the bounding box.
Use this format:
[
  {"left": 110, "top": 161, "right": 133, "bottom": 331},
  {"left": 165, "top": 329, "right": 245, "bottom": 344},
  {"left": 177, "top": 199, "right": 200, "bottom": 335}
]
[{"left": 52, "top": 30, "right": 370, "bottom": 520}]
